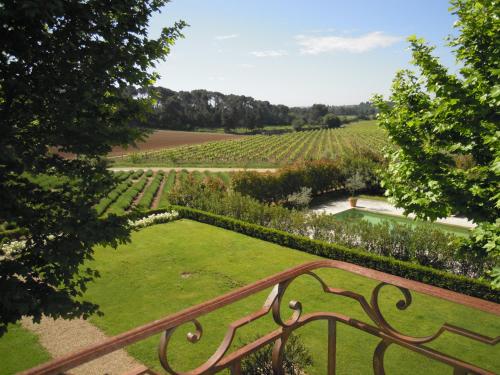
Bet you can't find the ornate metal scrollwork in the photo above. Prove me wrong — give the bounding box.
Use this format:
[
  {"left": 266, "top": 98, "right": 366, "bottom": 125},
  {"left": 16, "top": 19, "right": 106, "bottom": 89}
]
[
  {"left": 158, "top": 319, "right": 203, "bottom": 374},
  {"left": 157, "top": 268, "right": 499, "bottom": 375}
]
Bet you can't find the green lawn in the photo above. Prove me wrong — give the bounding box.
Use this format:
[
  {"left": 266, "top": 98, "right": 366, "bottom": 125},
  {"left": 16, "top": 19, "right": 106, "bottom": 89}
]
[
  {"left": 0, "top": 324, "right": 51, "bottom": 375},
  {"left": 84, "top": 220, "right": 499, "bottom": 374},
  {"left": 2, "top": 220, "right": 499, "bottom": 374}
]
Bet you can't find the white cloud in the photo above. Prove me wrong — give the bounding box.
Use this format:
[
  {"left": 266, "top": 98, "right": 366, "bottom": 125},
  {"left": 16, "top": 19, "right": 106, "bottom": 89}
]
[
  {"left": 239, "top": 63, "right": 255, "bottom": 68},
  {"left": 250, "top": 50, "right": 288, "bottom": 58},
  {"left": 296, "top": 31, "right": 402, "bottom": 54},
  {"left": 214, "top": 34, "right": 239, "bottom": 40},
  {"left": 208, "top": 76, "right": 226, "bottom": 81}
]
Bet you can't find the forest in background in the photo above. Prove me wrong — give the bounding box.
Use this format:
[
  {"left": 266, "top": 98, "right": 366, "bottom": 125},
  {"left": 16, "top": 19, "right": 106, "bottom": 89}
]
[{"left": 136, "top": 87, "right": 377, "bottom": 132}]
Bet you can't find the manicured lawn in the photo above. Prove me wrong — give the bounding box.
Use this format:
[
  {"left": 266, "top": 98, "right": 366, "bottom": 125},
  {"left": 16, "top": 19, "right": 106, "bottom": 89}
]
[
  {"left": 2, "top": 220, "right": 498, "bottom": 374},
  {"left": 83, "top": 220, "right": 499, "bottom": 375},
  {"left": 0, "top": 324, "right": 51, "bottom": 375}
]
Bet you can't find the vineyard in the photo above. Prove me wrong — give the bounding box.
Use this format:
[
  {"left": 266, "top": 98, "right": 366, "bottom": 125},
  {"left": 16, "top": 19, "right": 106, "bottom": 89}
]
[
  {"left": 95, "top": 169, "right": 231, "bottom": 216},
  {"left": 115, "top": 121, "right": 387, "bottom": 167}
]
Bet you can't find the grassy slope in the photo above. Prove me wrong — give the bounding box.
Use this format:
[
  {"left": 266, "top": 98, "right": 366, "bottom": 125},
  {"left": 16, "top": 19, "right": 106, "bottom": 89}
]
[
  {"left": 0, "top": 324, "right": 51, "bottom": 375},
  {"left": 81, "top": 220, "right": 499, "bottom": 375}
]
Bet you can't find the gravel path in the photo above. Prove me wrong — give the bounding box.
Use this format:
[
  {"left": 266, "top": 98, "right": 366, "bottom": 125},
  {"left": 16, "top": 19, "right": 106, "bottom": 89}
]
[
  {"left": 21, "top": 317, "right": 143, "bottom": 374},
  {"left": 109, "top": 166, "right": 276, "bottom": 173}
]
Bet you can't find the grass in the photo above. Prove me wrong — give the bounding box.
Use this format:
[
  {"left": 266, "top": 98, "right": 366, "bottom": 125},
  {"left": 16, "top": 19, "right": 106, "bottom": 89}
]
[
  {"left": 81, "top": 220, "right": 499, "bottom": 374},
  {"left": 3, "top": 220, "right": 498, "bottom": 374},
  {"left": 0, "top": 324, "right": 51, "bottom": 375}
]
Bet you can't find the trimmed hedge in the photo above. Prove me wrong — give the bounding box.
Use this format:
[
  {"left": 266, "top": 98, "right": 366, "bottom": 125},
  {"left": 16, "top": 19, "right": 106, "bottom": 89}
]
[{"left": 145, "top": 205, "right": 498, "bottom": 303}]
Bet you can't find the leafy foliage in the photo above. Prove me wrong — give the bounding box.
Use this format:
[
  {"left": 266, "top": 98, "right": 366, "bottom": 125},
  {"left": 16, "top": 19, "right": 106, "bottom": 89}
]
[
  {"left": 0, "top": 0, "right": 185, "bottom": 333},
  {"left": 240, "top": 334, "right": 313, "bottom": 375},
  {"left": 372, "top": 0, "right": 499, "bottom": 286},
  {"left": 232, "top": 158, "right": 379, "bottom": 203},
  {"left": 140, "top": 87, "right": 376, "bottom": 132},
  {"left": 345, "top": 171, "right": 367, "bottom": 197}
]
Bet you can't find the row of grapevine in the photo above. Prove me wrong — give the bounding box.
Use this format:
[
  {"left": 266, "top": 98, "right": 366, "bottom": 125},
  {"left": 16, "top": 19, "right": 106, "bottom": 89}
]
[{"left": 118, "top": 121, "right": 387, "bottom": 167}]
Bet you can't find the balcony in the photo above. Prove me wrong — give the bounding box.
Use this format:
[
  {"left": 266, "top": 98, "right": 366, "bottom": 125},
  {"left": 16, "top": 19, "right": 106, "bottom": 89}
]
[{"left": 18, "top": 260, "right": 499, "bottom": 375}]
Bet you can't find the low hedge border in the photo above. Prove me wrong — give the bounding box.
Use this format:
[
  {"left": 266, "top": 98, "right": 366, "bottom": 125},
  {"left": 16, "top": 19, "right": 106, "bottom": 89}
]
[{"left": 140, "top": 206, "right": 498, "bottom": 303}]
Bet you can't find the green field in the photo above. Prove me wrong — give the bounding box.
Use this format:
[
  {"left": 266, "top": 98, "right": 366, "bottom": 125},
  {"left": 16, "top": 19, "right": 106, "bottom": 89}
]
[
  {"left": 114, "top": 121, "right": 387, "bottom": 167},
  {"left": 3, "top": 220, "right": 496, "bottom": 374}
]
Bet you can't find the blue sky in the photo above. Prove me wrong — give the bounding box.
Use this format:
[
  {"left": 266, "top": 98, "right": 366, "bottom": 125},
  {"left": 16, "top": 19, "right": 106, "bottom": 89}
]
[{"left": 149, "top": 0, "right": 457, "bottom": 106}]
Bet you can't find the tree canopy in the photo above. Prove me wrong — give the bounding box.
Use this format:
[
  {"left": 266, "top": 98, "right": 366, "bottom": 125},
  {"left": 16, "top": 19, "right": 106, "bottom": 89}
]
[
  {"left": 373, "top": 0, "right": 499, "bottom": 286},
  {"left": 0, "top": 0, "right": 185, "bottom": 334},
  {"left": 138, "top": 87, "right": 376, "bottom": 132}
]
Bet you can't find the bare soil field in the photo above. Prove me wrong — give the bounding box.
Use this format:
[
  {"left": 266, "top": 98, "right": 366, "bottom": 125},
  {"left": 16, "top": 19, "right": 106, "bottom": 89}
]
[
  {"left": 55, "top": 130, "right": 242, "bottom": 158},
  {"left": 108, "top": 130, "right": 242, "bottom": 157}
]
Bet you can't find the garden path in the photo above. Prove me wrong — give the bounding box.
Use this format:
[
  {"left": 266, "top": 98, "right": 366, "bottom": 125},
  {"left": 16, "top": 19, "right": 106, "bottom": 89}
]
[{"left": 21, "top": 316, "right": 144, "bottom": 375}]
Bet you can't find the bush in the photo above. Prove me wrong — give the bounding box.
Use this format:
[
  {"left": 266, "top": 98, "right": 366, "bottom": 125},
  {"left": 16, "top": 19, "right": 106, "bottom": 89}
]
[
  {"left": 321, "top": 113, "right": 341, "bottom": 129},
  {"left": 106, "top": 175, "right": 148, "bottom": 216},
  {"left": 131, "top": 169, "right": 144, "bottom": 179},
  {"left": 94, "top": 179, "right": 133, "bottom": 216},
  {"left": 232, "top": 160, "right": 345, "bottom": 203},
  {"left": 232, "top": 156, "right": 384, "bottom": 204},
  {"left": 284, "top": 187, "right": 312, "bottom": 209},
  {"left": 240, "top": 334, "right": 313, "bottom": 375},
  {"left": 137, "top": 171, "right": 164, "bottom": 210}
]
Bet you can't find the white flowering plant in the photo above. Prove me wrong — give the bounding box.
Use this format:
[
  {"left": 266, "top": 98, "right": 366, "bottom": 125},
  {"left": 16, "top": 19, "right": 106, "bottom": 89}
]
[
  {"left": 0, "top": 239, "right": 27, "bottom": 260},
  {"left": 128, "top": 210, "right": 180, "bottom": 229}
]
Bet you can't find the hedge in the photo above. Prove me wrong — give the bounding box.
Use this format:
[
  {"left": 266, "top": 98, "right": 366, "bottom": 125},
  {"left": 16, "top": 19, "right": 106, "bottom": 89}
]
[{"left": 144, "top": 206, "right": 498, "bottom": 303}]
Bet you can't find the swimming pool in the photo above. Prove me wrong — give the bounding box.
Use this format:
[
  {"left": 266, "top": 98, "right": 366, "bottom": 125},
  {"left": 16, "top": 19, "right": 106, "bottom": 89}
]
[{"left": 332, "top": 209, "right": 470, "bottom": 237}]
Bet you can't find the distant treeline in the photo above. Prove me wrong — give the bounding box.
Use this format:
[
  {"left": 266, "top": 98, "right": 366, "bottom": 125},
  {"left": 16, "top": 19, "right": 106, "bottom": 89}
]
[{"left": 135, "top": 87, "right": 377, "bottom": 131}]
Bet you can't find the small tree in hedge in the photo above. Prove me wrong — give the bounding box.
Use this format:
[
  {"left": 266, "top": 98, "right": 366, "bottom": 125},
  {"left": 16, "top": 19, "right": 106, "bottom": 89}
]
[
  {"left": 345, "top": 172, "right": 366, "bottom": 198},
  {"left": 372, "top": 0, "right": 499, "bottom": 287}
]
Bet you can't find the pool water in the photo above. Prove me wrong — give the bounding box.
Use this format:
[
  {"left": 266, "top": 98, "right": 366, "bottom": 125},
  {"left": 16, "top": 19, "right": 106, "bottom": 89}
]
[{"left": 332, "top": 209, "right": 470, "bottom": 237}]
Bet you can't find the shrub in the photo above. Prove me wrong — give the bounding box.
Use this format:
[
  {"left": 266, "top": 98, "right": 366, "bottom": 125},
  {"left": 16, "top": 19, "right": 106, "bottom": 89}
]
[
  {"left": 284, "top": 187, "right": 312, "bottom": 209},
  {"left": 240, "top": 334, "right": 313, "bottom": 375},
  {"left": 128, "top": 210, "right": 179, "bottom": 229},
  {"left": 232, "top": 160, "right": 346, "bottom": 203},
  {"left": 345, "top": 171, "right": 366, "bottom": 197},
  {"left": 94, "top": 179, "right": 133, "bottom": 216},
  {"left": 137, "top": 171, "right": 164, "bottom": 210},
  {"left": 106, "top": 176, "right": 148, "bottom": 216},
  {"left": 157, "top": 170, "right": 177, "bottom": 208},
  {"left": 131, "top": 169, "right": 144, "bottom": 179}
]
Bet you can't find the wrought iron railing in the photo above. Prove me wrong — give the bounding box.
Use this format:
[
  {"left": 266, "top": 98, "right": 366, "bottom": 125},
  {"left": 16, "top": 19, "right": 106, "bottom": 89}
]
[{"left": 20, "top": 260, "right": 499, "bottom": 375}]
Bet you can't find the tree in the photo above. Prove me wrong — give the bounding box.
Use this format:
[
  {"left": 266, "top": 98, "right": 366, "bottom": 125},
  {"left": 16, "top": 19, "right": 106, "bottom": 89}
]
[
  {"left": 321, "top": 113, "right": 342, "bottom": 128},
  {"left": 0, "top": 0, "right": 186, "bottom": 334},
  {"left": 291, "top": 116, "right": 306, "bottom": 131},
  {"left": 372, "top": 0, "right": 499, "bottom": 286},
  {"left": 309, "top": 103, "right": 329, "bottom": 124}
]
